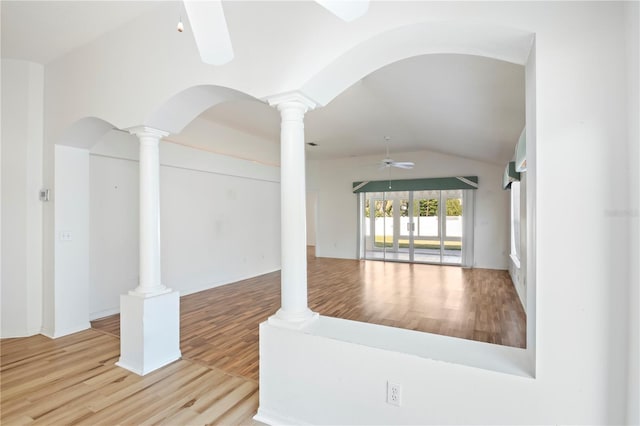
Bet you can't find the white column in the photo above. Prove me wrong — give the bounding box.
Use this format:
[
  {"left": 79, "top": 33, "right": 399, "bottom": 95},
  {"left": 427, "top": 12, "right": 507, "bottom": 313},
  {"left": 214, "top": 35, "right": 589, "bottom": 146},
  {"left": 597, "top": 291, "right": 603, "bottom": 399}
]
[
  {"left": 268, "top": 93, "right": 318, "bottom": 328},
  {"left": 129, "top": 126, "right": 170, "bottom": 296},
  {"left": 117, "top": 126, "right": 180, "bottom": 376}
]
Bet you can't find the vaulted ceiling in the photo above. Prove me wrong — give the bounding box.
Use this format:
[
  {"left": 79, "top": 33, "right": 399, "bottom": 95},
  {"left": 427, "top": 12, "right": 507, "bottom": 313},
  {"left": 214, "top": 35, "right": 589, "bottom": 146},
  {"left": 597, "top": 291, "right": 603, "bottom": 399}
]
[
  {"left": 202, "top": 53, "right": 525, "bottom": 164},
  {"left": 2, "top": 1, "right": 525, "bottom": 165},
  {"left": 1, "top": 1, "right": 162, "bottom": 64}
]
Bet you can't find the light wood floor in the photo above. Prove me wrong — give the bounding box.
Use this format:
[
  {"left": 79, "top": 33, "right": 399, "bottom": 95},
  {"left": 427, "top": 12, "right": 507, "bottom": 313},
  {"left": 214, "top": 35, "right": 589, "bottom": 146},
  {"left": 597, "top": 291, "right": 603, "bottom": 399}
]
[
  {"left": 1, "top": 248, "right": 525, "bottom": 425},
  {"left": 0, "top": 330, "right": 259, "bottom": 425}
]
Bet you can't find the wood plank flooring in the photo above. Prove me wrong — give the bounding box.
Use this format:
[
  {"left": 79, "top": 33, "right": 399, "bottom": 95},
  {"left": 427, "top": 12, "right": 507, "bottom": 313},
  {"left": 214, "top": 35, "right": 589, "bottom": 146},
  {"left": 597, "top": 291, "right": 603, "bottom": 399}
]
[
  {"left": 1, "top": 248, "right": 525, "bottom": 425},
  {"left": 92, "top": 247, "right": 525, "bottom": 383},
  {"left": 0, "top": 330, "right": 259, "bottom": 425}
]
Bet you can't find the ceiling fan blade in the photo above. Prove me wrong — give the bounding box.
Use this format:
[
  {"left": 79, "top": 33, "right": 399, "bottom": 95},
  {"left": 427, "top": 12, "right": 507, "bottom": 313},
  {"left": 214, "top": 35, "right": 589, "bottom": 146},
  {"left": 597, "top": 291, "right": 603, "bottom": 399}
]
[
  {"left": 183, "top": 0, "right": 234, "bottom": 65},
  {"left": 314, "top": 0, "right": 369, "bottom": 22},
  {"left": 392, "top": 162, "right": 415, "bottom": 169}
]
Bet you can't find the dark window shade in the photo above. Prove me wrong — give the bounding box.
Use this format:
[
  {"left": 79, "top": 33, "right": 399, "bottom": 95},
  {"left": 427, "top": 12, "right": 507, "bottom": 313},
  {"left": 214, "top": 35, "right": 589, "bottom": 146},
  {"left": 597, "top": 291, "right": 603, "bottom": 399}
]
[{"left": 352, "top": 176, "right": 479, "bottom": 193}]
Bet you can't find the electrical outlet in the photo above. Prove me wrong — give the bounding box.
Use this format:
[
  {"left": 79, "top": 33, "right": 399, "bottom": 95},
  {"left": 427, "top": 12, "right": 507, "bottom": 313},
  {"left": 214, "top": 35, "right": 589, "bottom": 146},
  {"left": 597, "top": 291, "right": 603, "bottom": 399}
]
[{"left": 387, "top": 381, "right": 402, "bottom": 406}]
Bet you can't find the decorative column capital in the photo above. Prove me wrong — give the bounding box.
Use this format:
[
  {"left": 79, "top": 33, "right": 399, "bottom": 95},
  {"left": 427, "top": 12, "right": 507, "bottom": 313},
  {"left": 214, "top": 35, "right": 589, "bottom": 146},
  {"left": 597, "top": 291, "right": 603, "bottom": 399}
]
[
  {"left": 127, "top": 126, "right": 170, "bottom": 140},
  {"left": 266, "top": 91, "right": 318, "bottom": 114}
]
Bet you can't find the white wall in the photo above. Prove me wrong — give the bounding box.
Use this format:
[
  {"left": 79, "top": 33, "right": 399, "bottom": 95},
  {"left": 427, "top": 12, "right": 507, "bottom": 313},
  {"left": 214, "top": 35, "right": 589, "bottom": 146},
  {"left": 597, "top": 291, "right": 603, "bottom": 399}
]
[
  {"left": 89, "top": 122, "right": 281, "bottom": 319},
  {"left": 259, "top": 320, "right": 539, "bottom": 425},
  {"left": 27, "top": 0, "right": 636, "bottom": 422},
  {"left": 41, "top": 2, "right": 537, "bottom": 140},
  {"left": 260, "top": 3, "right": 635, "bottom": 425},
  {"left": 308, "top": 150, "right": 509, "bottom": 269},
  {"left": 625, "top": 2, "right": 639, "bottom": 423},
  {"left": 45, "top": 145, "right": 91, "bottom": 337},
  {"left": 89, "top": 153, "right": 138, "bottom": 318},
  {"left": 171, "top": 116, "right": 280, "bottom": 166},
  {"left": 1, "top": 59, "right": 43, "bottom": 337}
]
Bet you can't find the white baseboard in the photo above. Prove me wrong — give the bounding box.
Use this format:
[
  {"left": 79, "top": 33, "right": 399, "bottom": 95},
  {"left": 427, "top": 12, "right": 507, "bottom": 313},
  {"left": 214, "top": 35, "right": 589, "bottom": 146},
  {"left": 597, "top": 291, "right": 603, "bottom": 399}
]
[
  {"left": 116, "top": 352, "right": 182, "bottom": 376},
  {"left": 254, "top": 408, "right": 310, "bottom": 426},
  {"left": 508, "top": 258, "right": 526, "bottom": 312},
  {"left": 180, "top": 268, "right": 281, "bottom": 297},
  {"left": 88, "top": 268, "right": 282, "bottom": 320},
  {"left": 0, "top": 328, "right": 41, "bottom": 338},
  {"left": 89, "top": 307, "right": 120, "bottom": 321},
  {"left": 41, "top": 322, "right": 91, "bottom": 339}
]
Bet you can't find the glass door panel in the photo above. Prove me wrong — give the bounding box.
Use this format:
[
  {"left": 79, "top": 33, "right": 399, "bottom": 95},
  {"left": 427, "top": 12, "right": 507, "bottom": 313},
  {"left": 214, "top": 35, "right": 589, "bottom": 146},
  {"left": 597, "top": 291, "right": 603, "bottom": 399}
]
[
  {"left": 363, "top": 196, "right": 375, "bottom": 258},
  {"left": 379, "top": 198, "right": 393, "bottom": 260},
  {"left": 443, "top": 190, "right": 463, "bottom": 264},
  {"left": 363, "top": 192, "right": 394, "bottom": 261},
  {"left": 361, "top": 189, "right": 466, "bottom": 265},
  {"left": 395, "top": 192, "right": 411, "bottom": 262},
  {"left": 412, "top": 190, "right": 441, "bottom": 263}
]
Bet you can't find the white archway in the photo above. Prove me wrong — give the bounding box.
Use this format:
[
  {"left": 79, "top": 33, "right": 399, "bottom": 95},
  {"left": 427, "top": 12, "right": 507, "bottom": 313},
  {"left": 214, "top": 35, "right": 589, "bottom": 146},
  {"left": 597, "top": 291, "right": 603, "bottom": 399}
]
[
  {"left": 44, "top": 84, "right": 264, "bottom": 341},
  {"left": 144, "top": 85, "right": 258, "bottom": 134},
  {"left": 257, "top": 19, "right": 538, "bottom": 424},
  {"left": 301, "top": 21, "right": 534, "bottom": 106},
  {"left": 295, "top": 19, "right": 536, "bottom": 351},
  {"left": 56, "top": 116, "right": 116, "bottom": 149},
  {"left": 43, "top": 116, "right": 119, "bottom": 338}
]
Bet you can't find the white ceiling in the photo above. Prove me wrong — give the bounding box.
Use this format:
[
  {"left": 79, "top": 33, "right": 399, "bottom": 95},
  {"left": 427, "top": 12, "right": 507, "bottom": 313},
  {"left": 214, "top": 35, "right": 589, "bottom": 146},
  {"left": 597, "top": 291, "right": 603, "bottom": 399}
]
[
  {"left": 202, "top": 54, "right": 525, "bottom": 164},
  {"left": 1, "top": 1, "right": 525, "bottom": 165},
  {"left": 1, "top": 1, "right": 161, "bottom": 64}
]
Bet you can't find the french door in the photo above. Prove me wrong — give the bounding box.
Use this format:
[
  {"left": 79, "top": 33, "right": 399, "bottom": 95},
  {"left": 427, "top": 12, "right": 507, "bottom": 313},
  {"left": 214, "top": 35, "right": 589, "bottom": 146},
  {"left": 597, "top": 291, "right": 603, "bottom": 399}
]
[{"left": 362, "top": 190, "right": 463, "bottom": 265}]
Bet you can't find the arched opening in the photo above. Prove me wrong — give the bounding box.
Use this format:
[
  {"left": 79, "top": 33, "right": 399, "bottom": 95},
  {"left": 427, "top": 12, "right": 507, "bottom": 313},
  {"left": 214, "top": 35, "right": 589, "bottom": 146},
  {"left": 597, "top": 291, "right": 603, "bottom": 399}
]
[
  {"left": 86, "top": 85, "right": 279, "bottom": 317},
  {"left": 301, "top": 21, "right": 534, "bottom": 107},
  {"left": 144, "top": 85, "right": 257, "bottom": 134},
  {"left": 296, "top": 22, "right": 536, "bottom": 365},
  {"left": 46, "top": 87, "right": 279, "bottom": 340},
  {"left": 81, "top": 85, "right": 283, "bottom": 378},
  {"left": 43, "top": 116, "right": 119, "bottom": 337},
  {"left": 258, "top": 21, "right": 537, "bottom": 424},
  {"left": 303, "top": 52, "right": 528, "bottom": 349}
]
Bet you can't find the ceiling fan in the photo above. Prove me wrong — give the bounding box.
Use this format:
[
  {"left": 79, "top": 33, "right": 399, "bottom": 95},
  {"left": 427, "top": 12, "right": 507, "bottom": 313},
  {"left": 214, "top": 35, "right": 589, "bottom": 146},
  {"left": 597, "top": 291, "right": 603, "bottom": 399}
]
[
  {"left": 183, "top": 0, "right": 370, "bottom": 66},
  {"left": 379, "top": 136, "right": 414, "bottom": 170}
]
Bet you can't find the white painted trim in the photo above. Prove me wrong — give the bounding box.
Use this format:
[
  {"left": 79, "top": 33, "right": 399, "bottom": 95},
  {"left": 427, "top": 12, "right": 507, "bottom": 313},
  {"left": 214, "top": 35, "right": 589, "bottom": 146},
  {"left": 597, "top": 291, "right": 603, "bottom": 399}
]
[
  {"left": 515, "top": 281, "right": 526, "bottom": 312},
  {"left": 508, "top": 256, "right": 526, "bottom": 312},
  {"left": 0, "top": 328, "right": 42, "bottom": 338},
  {"left": 41, "top": 322, "right": 91, "bottom": 339},
  {"left": 88, "top": 268, "right": 282, "bottom": 320},
  {"left": 89, "top": 308, "right": 120, "bottom": 321},
  {"left": 179, "top": 268, "right": 282, "bottom": 297},
  {"left": 265, "top": 91, "right": 318, "bottom": 110},
  {"left": 254, "top": 408, "right": 311, "bottom": 426},
  {"left": 510, "top": 253, "right": 521, "bottom": 269},
  {"left": 305, "top": 316, "right": 533, "bottom": 377},
  {"left": 89, "top": 152, "right": 280, "bottom": 184},
  {"left": 116, "top": 353, "right": 182, "bottom": 376},
  {"left": 41, "top": 326, "right": 54, "bottom": 338},
  {"left": 127, "top": 126, "right": 170, "bottom": 139},
  {"left": 456, "top": 176, "right": 479, "bottom": 188},
  {"left": 352, "top": 181, "right": 369, "bottom": 192},
  {"left": 268, "top": 311, "right": 319, "bottom": 330}
]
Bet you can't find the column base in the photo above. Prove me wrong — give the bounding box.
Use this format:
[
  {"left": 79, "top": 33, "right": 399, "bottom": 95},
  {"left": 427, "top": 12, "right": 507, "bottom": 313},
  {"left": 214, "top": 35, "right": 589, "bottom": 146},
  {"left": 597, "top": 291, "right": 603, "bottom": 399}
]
[
  {"left": 268, "top": 308, "right": 319, "bottom": 330},
  {"left": 116, "top": 290, "right": 181, "bottom": 376},
  {"left": 128, "top": 286, "right": 172, "bottom": 298}
]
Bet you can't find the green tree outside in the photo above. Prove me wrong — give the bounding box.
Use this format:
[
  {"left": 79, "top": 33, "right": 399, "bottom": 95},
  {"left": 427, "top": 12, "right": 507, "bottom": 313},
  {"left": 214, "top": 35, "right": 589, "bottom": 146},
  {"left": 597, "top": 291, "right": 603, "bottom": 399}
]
[{"left": 365, "top": 196, "right": 462, "bottom": 217}]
